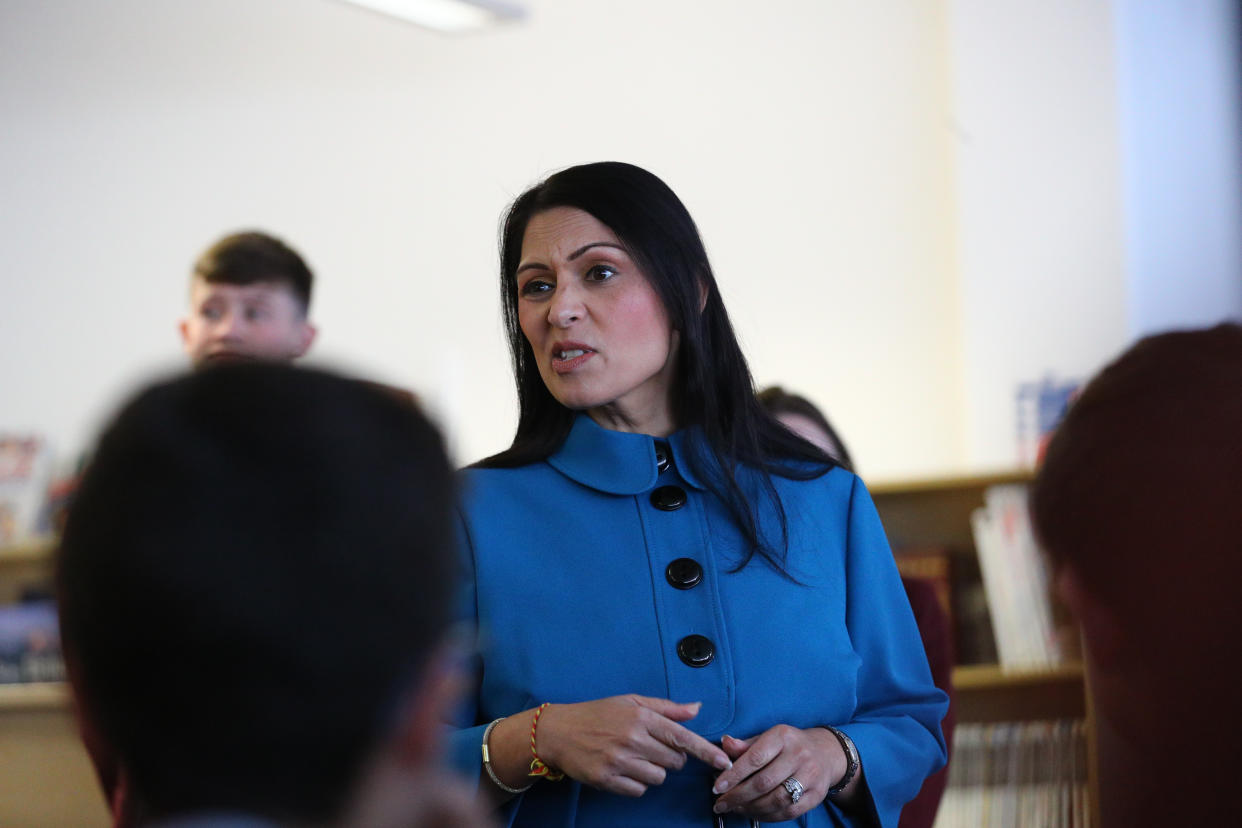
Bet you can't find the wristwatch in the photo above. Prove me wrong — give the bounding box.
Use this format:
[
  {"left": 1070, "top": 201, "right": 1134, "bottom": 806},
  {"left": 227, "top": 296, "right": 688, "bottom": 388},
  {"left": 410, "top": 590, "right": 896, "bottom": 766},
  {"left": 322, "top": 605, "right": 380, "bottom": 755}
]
[{"left": 825, "top": 726, "right": 860, "bottom": 796}]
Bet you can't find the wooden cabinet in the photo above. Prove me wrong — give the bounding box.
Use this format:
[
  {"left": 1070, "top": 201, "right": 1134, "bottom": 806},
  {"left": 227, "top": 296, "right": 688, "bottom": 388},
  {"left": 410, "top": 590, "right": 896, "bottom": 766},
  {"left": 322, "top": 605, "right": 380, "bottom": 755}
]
[
  {"left": 0, "top": 539, "right": 110, "bottom": 827},
  {"left": 0, "top": 682, "right": 111, "bottom": 827}
]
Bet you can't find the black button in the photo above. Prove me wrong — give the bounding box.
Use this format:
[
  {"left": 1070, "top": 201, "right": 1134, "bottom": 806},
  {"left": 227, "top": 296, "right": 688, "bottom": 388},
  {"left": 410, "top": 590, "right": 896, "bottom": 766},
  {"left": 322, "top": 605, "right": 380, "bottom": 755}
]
[
  {"left": 677, "top": 634, "right": 715, "bottom": 667},
  {"left": 666, "top": 558, "right": 703, "bottom": 590},
  {"left": 650, "top": 485, "right": 687, "bottom": 511},
  {"left": 654, "top": 442, "right": 672, "bottom": 474}
]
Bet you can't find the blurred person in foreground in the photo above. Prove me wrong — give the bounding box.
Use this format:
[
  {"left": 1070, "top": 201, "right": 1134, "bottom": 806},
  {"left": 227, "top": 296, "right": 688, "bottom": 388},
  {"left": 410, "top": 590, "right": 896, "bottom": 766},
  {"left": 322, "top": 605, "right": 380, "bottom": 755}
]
[
  {"left": 179, "top": 231, "right": 317, "bottom": 366},
  {"left": 1030, "top": 323, "right": 1242, "bottom": 828},
  {"left": 757, "top": 386, "right": 954, "bottom": 828},
  {"left": 56, "top": 363, "right": 491, "bottom": 828}
]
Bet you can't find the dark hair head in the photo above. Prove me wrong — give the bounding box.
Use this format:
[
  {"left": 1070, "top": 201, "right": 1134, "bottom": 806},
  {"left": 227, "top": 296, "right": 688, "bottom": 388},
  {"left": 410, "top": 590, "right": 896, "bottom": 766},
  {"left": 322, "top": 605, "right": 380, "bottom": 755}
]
[
  {"left": 756, "top": 386, "right": 856, "bottom": 472},
  {"left": 193, "top": 231, "right": 313, "bottom": 313},
  {"left": 56, "top": 364, "right": 455, "bottom": 822},
  {"left": 484, "top": 162, "right": 836, "bottom": 570},
  {"left": 1031, "top": 323, "right": 1242, "bottom": 612}
]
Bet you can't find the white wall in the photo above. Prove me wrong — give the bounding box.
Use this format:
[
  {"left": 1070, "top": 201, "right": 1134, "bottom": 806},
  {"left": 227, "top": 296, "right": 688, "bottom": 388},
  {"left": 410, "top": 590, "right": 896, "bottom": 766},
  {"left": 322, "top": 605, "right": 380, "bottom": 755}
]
[
  {"left": 2, "top": 0, "right": 1235, "bottom": 482},
  {"left": 948, "top": 0, "right": 1129, "bottom": 470},
  {"left": 0, "top": 0, "right": 963, "bottom": 479},
  {"left": 946, "top": 0, "right": 1242, "bottom": 470},
  {"left": 1114, "top": 0, "right": 1242, "bottom": 338}
]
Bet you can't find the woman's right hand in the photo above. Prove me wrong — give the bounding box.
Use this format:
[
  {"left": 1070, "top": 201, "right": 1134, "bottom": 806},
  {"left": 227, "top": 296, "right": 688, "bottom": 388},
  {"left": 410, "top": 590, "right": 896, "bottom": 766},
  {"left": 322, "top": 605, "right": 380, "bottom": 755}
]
[{"left": 510, "top": 695, "right": 732, "bottom": 797}]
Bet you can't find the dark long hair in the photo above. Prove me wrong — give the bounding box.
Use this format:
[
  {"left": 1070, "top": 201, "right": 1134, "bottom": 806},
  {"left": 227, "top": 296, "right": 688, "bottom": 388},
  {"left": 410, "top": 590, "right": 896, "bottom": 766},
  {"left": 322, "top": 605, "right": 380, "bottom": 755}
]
[{"left": 478, "top": 161, "right": 837, "bottom": 571}]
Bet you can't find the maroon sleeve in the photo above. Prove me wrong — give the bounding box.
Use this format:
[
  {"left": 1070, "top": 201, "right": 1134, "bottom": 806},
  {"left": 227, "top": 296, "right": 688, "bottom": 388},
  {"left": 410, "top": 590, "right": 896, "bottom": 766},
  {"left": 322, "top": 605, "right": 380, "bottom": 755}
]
[{"left": 897, "top": 576, "right": 955, "bottom": 828}]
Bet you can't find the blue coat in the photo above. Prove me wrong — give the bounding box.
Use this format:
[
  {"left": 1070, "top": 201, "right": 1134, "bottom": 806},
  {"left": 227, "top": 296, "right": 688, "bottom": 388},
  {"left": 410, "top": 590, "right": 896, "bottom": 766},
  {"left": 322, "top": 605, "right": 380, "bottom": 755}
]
[{"left": 449, "top": 415, "right": 947, "bottom": 827}]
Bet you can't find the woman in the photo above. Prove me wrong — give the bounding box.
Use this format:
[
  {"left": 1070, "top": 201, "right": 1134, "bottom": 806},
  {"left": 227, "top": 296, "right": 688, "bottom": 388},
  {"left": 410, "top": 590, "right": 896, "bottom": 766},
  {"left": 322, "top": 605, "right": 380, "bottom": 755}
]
[{"left": 449, "top": 162, "right": 947, "bottom": 827}]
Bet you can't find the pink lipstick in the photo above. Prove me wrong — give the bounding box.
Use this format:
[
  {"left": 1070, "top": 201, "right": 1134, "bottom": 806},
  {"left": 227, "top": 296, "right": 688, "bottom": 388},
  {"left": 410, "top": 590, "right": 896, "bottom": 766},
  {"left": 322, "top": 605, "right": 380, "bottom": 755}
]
[{"left": 551, "top": 341, "right": 595, "bottom": 374}]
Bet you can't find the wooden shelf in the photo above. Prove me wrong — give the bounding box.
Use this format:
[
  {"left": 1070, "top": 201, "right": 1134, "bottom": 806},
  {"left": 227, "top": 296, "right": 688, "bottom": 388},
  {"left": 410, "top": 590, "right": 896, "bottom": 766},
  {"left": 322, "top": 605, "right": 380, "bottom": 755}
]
[
  {"left": 0, "top": 537, "right": 56, "bottom": 565},
  {"left": 868, "top": 469, "right": 1035, "bottom": 496},
  {"left": 0, "top": 680, "right": 110, "bottom": 827},
  {"left": 0, "top": 681, "right": 70, "bottom": 712},
  {"left": 0, "top": 537, "right": 56, "bottom": 603},
  {"left": 871, "top": 470, "right": 1034, "bottom": 553},
  {"left": 952, "top": 661, "right": 1082, "bottom": 689},
  {"left": 952, "top": 663, "right": 1086, "bottom": 723}
]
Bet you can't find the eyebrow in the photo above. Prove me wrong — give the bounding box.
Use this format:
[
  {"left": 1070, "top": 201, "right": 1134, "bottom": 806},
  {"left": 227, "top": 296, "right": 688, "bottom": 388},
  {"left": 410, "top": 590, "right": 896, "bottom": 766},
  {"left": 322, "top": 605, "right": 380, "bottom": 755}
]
[{"left": 515, "top": 242, "right": 627, "bottom": 277}]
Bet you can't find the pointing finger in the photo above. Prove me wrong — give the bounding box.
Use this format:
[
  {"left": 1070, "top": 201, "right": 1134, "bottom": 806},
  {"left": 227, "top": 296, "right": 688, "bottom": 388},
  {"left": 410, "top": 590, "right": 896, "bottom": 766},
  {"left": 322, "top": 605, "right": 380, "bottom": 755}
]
[
  {"left": 633, "top": 695, "right": 702, "bottom": 722},
  {"left": 650, "top": 719, "right": 732, "bottom": 771}
]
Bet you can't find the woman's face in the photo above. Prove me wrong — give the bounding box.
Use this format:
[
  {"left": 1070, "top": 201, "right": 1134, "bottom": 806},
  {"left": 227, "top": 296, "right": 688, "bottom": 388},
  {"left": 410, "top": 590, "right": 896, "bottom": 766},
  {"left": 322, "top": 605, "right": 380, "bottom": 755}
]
[{"left": 515, "top": 207, "right": 680, "bottom": 435}]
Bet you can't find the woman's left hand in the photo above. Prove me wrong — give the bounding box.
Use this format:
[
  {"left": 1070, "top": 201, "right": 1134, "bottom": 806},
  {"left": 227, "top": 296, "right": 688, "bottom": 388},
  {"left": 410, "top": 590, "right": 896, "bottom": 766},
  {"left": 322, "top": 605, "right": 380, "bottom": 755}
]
[{"left": 710, "top": 725, "right": 846, "bottom": 820}]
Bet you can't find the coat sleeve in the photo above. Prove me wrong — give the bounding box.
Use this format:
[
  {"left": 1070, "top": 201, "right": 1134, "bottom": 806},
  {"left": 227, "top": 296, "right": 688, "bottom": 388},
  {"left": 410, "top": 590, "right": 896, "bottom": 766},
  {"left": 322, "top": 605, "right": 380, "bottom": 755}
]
[
  {"left": 444, "top": 504, "right": 487, "bottom": 790},
  {"left": 830, "top": 476, "right": 949, "bottom": 827}
]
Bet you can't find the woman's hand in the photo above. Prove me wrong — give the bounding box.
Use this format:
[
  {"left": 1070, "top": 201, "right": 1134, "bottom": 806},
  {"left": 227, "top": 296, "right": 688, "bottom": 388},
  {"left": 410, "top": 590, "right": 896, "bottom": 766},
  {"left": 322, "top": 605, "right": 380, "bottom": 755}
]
[
  {"left": 710, "top": 725, "right": 850, "bottom": 820},
  {"left": 534, "top": 695, "right": 733, "bottom": 797}
]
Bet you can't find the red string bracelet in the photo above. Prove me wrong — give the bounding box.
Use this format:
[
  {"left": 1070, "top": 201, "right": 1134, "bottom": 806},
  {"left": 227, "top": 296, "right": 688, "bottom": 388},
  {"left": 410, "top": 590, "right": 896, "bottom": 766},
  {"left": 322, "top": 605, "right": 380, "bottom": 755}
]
[{"left": 528, "top": 702, "right": 565, "bottom": 781}]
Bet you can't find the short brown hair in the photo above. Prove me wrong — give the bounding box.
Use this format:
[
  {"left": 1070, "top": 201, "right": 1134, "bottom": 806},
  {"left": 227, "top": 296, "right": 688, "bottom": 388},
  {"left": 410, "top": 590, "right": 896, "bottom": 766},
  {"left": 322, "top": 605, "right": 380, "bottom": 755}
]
[{"left": 193, "top": 231, "right": 313, "bottom": 312}]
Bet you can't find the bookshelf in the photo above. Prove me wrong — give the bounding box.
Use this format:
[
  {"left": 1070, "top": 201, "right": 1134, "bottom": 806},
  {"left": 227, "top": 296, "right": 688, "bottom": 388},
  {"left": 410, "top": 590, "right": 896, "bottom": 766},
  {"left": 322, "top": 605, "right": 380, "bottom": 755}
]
[
  {"left": 871, "top": 471, "right": 1068, "bottom": 663},
  {"left": 870, "top": 470, "right": 1096, "bottom": 826},
  {"left": 0, "top": 539, "right": 110, "bottom": 827},
  {"left": 869, "top": 469, "right": 1087, "bottom": 705}
]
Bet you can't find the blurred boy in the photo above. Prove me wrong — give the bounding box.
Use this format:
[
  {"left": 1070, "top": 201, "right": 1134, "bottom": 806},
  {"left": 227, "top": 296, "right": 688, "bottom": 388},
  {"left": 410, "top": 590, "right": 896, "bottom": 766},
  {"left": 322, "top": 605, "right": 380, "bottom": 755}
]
[
  {"left": 1031, "top": 323, "right": 1242, "bottom": 828},
  {"left": 57, "top": 364, "right": 490, "bottom": 828},
  {"left": 179, "top": 231, "right": 317, "bottom": 365}
]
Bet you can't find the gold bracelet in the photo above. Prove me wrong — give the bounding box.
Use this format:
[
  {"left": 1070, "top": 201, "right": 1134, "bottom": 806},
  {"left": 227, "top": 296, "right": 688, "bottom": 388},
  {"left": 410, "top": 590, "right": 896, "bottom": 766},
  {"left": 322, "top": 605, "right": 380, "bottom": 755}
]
[{"left": 481, "top": 717, "right": 533, "bottom": 794}]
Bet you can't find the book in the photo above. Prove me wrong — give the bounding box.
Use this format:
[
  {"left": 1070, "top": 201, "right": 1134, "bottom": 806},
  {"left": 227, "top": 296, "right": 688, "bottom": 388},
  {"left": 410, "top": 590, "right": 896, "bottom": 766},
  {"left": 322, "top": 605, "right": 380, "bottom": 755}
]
[
  {"left": 971, "top": 484, "right": 1061, "bottom": 670},
  {"left": 894, "top": 547, "right": 953, "bottom": 623},
  {"left": 934, "top": 719, "right": 1088, "bottom": 827},
  {"left": 0, "top": 435, "right": 53, "bottom": 545},
  {"left": 0, "top": 600, "right": 64, "bottom": 684}
]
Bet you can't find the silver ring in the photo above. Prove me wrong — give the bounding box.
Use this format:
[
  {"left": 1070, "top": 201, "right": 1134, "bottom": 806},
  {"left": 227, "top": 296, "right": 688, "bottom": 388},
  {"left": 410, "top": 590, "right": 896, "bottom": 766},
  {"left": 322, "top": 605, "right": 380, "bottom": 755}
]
[{"left": 782, "top": 776, "right": 804, "bottom": 803}]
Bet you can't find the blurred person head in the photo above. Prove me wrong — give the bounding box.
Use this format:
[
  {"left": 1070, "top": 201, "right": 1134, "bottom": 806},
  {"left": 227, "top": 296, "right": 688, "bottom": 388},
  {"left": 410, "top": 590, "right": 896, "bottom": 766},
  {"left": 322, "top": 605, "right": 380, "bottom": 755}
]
[
  {"left": 756, "top": 386, "right": 855, "bottom": 471},
  {"left": 487, "top": 161, "right": 838, "bottom": 570},
  {"left": 56, "top": 363, "right": 483, "bottom": 827},
  {"left": 179, "top": 231, "right": 317, "bottom": 366},
  {"left": 1031, "top": 323, "right": 1242, "bottom": 824}
]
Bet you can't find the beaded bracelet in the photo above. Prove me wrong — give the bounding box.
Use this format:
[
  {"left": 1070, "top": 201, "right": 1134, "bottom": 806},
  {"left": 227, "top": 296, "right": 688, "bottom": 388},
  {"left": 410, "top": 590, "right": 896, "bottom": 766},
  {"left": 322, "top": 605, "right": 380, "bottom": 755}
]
[
  {"left": 527, "top": 702, "right": 565, "bottom": 781},
  {"left": 481, "top": 717, "right": 533, "bottom": 794}
]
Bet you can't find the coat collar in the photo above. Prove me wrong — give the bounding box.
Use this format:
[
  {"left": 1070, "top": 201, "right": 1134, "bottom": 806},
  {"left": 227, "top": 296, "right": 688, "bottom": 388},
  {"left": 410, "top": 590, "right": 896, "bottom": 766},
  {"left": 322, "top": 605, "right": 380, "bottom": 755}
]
[{"left": 547, "top": 413, "right": 709, "bottom": 495}]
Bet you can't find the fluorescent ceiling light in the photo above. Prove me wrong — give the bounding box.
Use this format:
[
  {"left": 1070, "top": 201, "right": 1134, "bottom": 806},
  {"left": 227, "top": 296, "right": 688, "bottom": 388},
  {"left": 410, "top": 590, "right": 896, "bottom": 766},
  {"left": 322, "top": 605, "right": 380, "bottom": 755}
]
[{"left": 337, "top": 0, "right": 526, "bottom": 33}]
